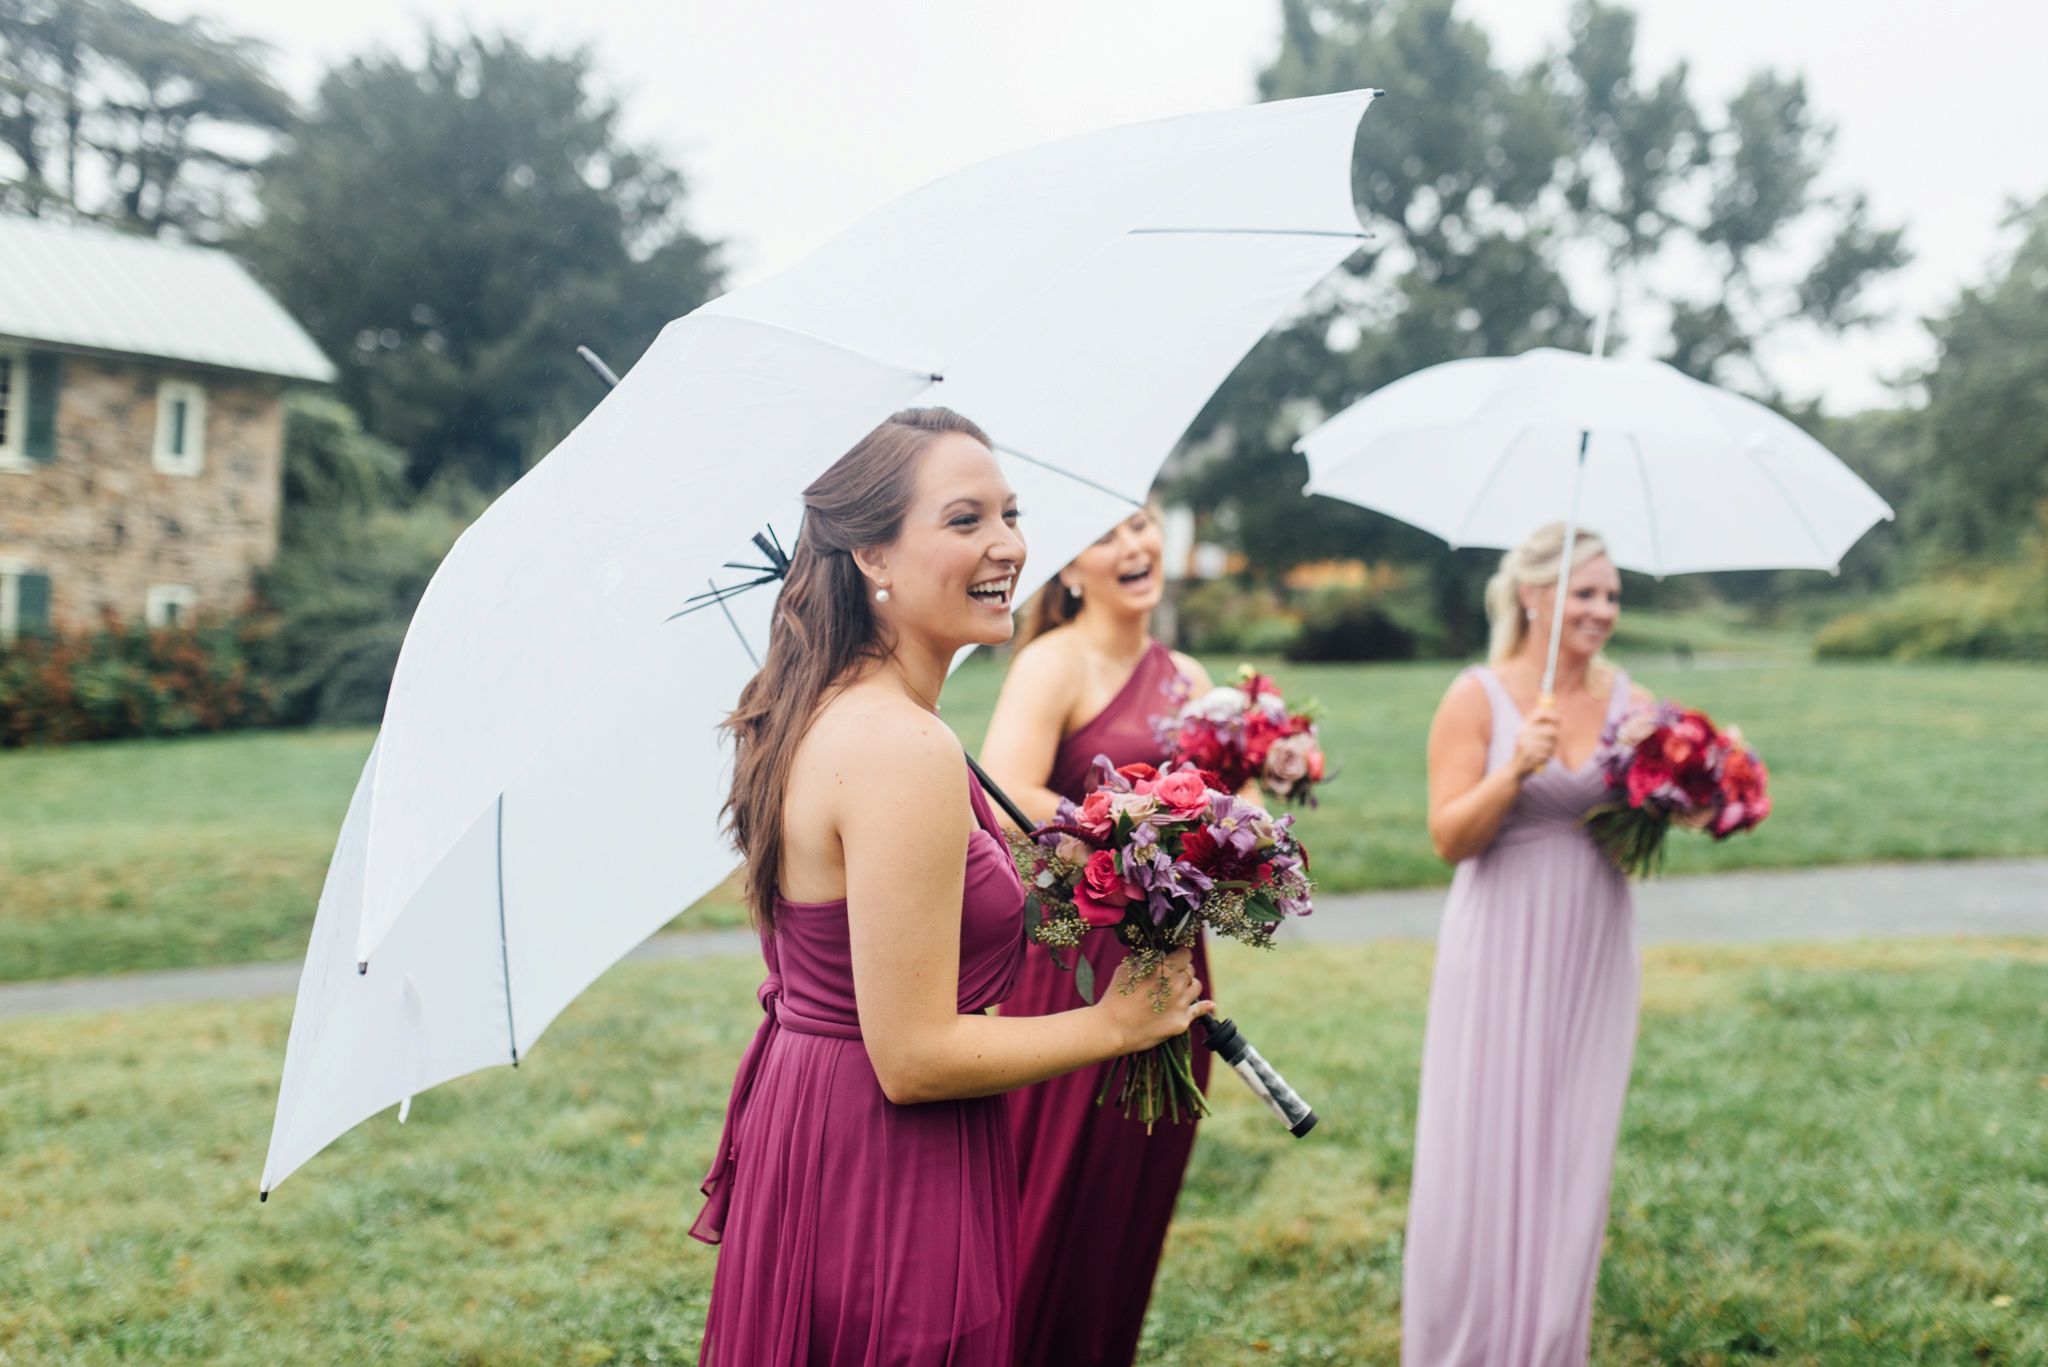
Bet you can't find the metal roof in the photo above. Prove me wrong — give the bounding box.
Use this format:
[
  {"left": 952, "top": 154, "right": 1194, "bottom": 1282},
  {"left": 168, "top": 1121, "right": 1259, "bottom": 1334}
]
[{"left": 0, "top": 216, "right": 336, "bottom": 382}]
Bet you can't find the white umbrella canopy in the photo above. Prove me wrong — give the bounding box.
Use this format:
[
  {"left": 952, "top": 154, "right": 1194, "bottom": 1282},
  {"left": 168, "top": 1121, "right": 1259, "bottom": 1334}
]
[
  {"left": 261, "top": 88, "right": 1381, "bottom": 1197},
  {"left": 1297, "top": 347, "right": 1894, "bottom": 578}
]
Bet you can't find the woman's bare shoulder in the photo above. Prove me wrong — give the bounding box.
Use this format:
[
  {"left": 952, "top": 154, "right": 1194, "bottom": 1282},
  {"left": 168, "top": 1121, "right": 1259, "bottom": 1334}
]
[
  {"left": 1168, "top": 649, "right": 1211, "bottom": 693},
  {"left": 1012, "top": 624, "right": 1083, "bottom": 670},
  {"left": 804, "top": 682, "right": 964, "bottom": 788},
  {"left": 1435, "top": 667, "right": 1490, "bottom": 727},
  {"left": 1000, "top": 627, "right": 1085, "bottom": 700}
]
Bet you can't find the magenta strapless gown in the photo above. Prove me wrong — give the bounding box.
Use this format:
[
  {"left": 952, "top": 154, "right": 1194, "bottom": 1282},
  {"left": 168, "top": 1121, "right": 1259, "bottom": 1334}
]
[
  {"left": 693, "top": 772, "right": 1027, "bottom": 1367},
  {"left": 998, "top": 639, "right": 1212, "bottom": 1367},
  {"left": 1401, "top": 666, "right": 1642, "bottom": 1367}
]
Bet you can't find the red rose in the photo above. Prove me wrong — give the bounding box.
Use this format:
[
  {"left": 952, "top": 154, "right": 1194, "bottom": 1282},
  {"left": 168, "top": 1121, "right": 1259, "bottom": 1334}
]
[
  {"left": 1081, "top": 850, "right": 1133, "bottom": 905},
  {"left": 1175, "top": 722, "right": 1229, "bottom": 773},
  {"left": 1075, "top": 849, "right": 1134, "bottom": 926},
  {"left": 1242, "top": 712, "right": 1283, "bottom": 769},
  {"left": 1153, "top": 769, "right": 1210, "bottom": 816},
  {"left": 1626, "top": 760, "right": 1673, "bottom": 808},
  {"left": 1117, "top": 762, "right": 1160, "bottom": 786}
]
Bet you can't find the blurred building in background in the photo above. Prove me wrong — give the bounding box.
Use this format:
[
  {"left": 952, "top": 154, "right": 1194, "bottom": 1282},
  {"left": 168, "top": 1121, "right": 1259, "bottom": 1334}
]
[{"left": 0, "top": 219, "right": 333, "bottom": 638}]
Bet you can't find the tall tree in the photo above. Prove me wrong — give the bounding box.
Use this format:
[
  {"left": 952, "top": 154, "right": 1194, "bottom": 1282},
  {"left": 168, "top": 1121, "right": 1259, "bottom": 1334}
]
[
  {"left": 0, "top": 0, "right": 288, "bottom": 236},
  {"left": 241, "top": 32, "right": 722, "bottom": 490},
  {"left": 1904, "top": 196, "right": 2048, "bottom": 563},
  {"left": 1170, "top": 0, "right": 1907, "bottom": 644}
]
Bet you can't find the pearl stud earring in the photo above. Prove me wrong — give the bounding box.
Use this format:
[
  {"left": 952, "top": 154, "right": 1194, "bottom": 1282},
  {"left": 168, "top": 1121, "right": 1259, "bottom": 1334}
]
[{"left": 875, "top": 586, "right": 890, "bottom": 603}]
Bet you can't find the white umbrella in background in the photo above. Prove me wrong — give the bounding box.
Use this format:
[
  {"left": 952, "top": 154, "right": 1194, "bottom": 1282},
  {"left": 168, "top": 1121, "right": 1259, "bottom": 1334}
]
[
  {"left": 261, "top": 89, "right": 1383, "bottom": 1198},
  {"left": 1296, "top": 342, "right": 1893, "bottom": 695}
]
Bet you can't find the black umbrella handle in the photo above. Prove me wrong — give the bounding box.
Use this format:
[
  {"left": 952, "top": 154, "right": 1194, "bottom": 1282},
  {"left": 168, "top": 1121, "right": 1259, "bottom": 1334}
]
[
  {"left": 965, "top": 754, "right": 1034, "bottom": 832},
  {"left": 1199, "top": 1016, "right": 1318, "bottom": 1137}
]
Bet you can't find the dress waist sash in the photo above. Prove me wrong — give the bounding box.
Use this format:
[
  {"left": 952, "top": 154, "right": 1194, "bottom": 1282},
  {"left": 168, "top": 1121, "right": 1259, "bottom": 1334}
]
[{"left": 688, "top": 973, "right": 863, "bottom": 1245}]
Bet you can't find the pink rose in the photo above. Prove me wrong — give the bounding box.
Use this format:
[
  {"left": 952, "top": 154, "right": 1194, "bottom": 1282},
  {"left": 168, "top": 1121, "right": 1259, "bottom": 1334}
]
[
  {"left": 1074, "top": 791, "right": 1115, "bottom": 839},
  {"left": 1081, "top": 850, "right": 1133, "bottom": 905},
  {"left": 1153, "top": 769, "right": 1211, "bottom": 816},
  {"left": 1053, "top": 835, "right": 1092, "bottom": 867}
]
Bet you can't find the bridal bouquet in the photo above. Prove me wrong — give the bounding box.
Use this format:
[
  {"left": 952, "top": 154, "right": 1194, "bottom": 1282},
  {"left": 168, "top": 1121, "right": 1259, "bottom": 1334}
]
[
  {"left": 1584, "top": 701, "right": 1772, "bottom": 876},
  {"left": 1010, "top": 756, "right": 1315, "bottom": 1126},
  {"left": 1160, "top": 666, "right": 1327, "bottom": 805}
]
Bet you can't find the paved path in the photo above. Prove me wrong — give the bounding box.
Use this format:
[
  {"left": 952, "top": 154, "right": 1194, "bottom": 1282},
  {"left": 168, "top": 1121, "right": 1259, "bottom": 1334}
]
[
  {"left": 1282, "top": 857, "right": 2048, "bottom": 946},
  {"left": 3, "top": 860, "right": 2043, "bottom": 1021}
]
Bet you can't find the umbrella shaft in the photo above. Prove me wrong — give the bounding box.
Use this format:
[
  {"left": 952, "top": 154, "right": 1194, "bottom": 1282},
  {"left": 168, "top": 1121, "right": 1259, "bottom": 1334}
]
[{"left": 1539, "top": 431, "right": 1592, "bottom": 701}]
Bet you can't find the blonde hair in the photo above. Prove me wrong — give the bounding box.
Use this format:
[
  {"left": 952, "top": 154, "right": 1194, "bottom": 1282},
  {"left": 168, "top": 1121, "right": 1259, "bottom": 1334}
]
[{"left": 1484, "top": 522, "right": 1612, "bottom": 663}]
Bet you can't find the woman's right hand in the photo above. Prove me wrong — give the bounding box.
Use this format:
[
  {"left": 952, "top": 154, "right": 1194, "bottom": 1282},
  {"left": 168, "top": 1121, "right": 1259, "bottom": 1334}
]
[
  {"left": 1512, "top": 704, "right": 1561, "bottom": 778},
  {"left": 1094, "top": 947, "right": 1212, "bottom": 1052}
]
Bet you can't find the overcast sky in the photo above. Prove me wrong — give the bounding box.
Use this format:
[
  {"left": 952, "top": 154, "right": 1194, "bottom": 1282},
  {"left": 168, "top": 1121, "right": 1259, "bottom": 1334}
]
[{"left": 163, "top": 0, "right": 2048, "bottom": 413}]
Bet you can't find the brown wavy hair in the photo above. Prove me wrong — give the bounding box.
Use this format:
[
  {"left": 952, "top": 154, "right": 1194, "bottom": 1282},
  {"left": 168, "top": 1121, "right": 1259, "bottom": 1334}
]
[
  {"left": 721, "top": 407, "right": 992, "bottom": 930},
  {"left": 1009, "top": 576, "right": 1085, "bottom": 653}
]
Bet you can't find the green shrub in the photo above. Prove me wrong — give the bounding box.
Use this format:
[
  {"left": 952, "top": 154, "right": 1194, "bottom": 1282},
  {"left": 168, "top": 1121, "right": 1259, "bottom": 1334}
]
[
  {"left": 0, "top": 618, "right": 275, "bottom": 747},
  {"left": 1815, "top": 560, "right": 2048, "bottom": 660},
  {"left": 254, "top": 394, "right": 479, "bottom": 725},
  {"left": 1177, "top": 580, "right": 1300, "bottom": 655},
  {"left": 1286, "top": 576, "right": 1445, "bottom": 662}
]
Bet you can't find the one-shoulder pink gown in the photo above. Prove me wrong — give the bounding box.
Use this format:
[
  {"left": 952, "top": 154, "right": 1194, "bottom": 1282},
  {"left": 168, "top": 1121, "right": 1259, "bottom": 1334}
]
[
  {"left": 1000, "top": 639, "right": 1211, "bottom": 1367},
  {"left": 1401, "top": 666, "right": 1642, "bottom": 1367},
  {"left": 693, "top": 771, "right": 1026, "bottom": 1367}
]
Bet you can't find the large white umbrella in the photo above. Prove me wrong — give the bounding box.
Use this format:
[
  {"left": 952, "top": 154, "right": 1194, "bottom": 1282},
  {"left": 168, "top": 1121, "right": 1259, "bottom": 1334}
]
[
  {"left": 1296, "top": 346, "right": 1892, "bottom": 690},
  {"left": 260, "top": 89, "right": 1381, "bottom": 1198}
]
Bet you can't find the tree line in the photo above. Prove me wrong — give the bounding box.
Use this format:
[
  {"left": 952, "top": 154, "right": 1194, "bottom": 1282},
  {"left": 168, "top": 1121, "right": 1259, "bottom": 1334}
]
[{"left": 2, "top": 0, "right": 2040, "bottom": 714}]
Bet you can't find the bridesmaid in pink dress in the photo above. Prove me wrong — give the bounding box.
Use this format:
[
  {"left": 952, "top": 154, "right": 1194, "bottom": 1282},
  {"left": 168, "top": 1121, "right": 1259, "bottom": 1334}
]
[
  {"left": 979, "top": 508, "right": 1214, "bottom": 1367},
  {"left": 1402, "top": 523, "right": 1652, "bottom": 1367},
  {"left": 695, "top": 411, "right": 1212, "bottom": 1367}
]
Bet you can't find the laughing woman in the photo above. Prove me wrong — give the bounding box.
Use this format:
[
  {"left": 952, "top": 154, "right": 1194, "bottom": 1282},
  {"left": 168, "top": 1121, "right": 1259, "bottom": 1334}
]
[
  {"left": 1400, "top": 522, "right": 1652, "bottom": 1367},
  {"left": 694, "top": 412, "right": 1211, "bottom": 1367},
  {"left": 978, "top": 507, "right": 1214, "bottom": 1367}
]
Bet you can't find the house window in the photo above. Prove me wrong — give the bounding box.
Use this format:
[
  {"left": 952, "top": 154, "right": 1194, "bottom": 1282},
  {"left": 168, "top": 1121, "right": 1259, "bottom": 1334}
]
[
  {"left": 0, "top": 561, "right": 52, "bottom": 640},
  {"left": 153, "top": 379, "right": 207, "bottom": 475},
  {"left": 145, "top": 583, "right": 198, "bottom": 628},
  {"left": 1, "top": 350, "right": 61, "bottom": 470},
  {"left": 0, "top": 349, "right": 25, "bottom": 471}
]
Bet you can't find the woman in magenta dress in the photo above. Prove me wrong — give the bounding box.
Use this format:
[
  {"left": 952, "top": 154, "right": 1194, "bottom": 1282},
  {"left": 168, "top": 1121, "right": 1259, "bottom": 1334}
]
[
  {"left": 693, "top": 411, "right": 1212, "bottom": 1367},
  {"left": 1401, "top": 523, "right": 1652, "bottom": 1367},
  {"left": 978, "top": 507, "right": 1214, "bottom": 1367}
]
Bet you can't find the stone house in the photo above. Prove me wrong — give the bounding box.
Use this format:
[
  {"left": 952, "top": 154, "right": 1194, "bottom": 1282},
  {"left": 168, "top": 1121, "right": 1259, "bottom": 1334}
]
[{"left": 0, "top": 217, "right": 335, "bottom": 638}]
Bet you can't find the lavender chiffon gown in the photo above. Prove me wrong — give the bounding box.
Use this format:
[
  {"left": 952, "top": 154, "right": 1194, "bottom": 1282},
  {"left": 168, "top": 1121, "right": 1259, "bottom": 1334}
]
[
  {"left": 1401, "top": 666, "right": 1641, "bottom": 1367},
  {"left": 693, "top": 771, "right": 1026, "bottom": 1367},
  {"left": 1001, "top": 639, "right": 1211, "bottom": 1367}
]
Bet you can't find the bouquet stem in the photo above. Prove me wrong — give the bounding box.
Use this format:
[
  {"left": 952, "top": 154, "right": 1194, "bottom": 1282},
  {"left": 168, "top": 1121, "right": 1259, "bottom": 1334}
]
[
  {"left": 1581, "top": 803, "right": 1669, "bottom": 878},
  {"left": 1096, "top": 1029, "right": 1210, "bottom": 1130}
]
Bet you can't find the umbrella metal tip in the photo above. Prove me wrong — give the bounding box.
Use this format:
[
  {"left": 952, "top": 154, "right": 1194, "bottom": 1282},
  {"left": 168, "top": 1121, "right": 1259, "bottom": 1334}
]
[
  {"left": 258, "top": 1189, "right": 268, "bottom": 1203},
  {"left": 357, "top": 961, "right": 367, "bottom": 976}
]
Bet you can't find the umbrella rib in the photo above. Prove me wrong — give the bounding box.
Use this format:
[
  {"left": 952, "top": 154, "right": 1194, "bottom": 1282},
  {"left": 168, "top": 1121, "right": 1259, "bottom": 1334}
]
[
  {"left": 714, "top": 577, "right": 762, "bottom": 670},
  {"left": 495, "top": 794, "right": 518, "bottom": 1067},
  {"left": 1450, "top": 422, "right": 1533, "bottom": 548},
  {"left": 1628, "top": 434, "right": 1665, "bottom": 578},
  {"left": 994, "top": 444, "right": 1144, "bottom": 506},
  {"left": 1130, "top": 228, "right": 1370, "bottom": 239},
  {"left": 1738, "top": 439, "right": 1833, "bottom": 567}
]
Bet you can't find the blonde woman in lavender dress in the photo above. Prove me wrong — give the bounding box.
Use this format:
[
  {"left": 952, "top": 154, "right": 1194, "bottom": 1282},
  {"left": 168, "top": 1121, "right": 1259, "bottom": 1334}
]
[{"left": 1401, "top": 523, "right": 1652, "bottom": 1367}]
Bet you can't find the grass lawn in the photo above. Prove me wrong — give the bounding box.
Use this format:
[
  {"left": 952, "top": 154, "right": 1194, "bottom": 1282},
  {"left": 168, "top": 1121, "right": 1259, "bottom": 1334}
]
[
  {"left": 4, "top": 657, "right": 2045, "bottom": 981},
  {"left": 3, "top": 939, "right": 2045, "bottom": 1364}
]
